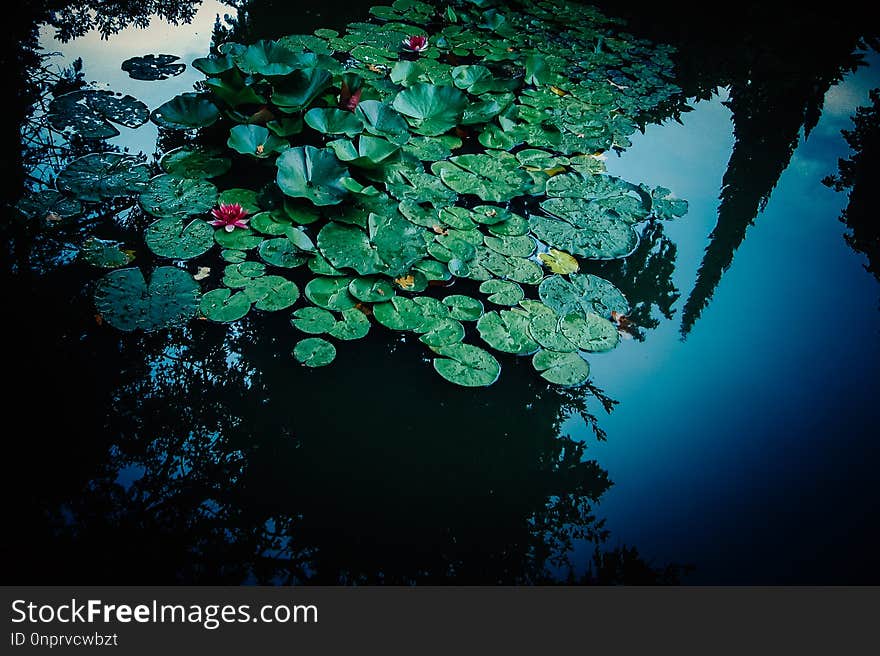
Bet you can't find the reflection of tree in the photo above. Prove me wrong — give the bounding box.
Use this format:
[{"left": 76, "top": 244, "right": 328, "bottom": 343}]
[
  {"left": 592, "top": 3, "right": 880, "bottom": 336},
  {"left": 823, "top": 88, "right": 880, "bottom": 282}
]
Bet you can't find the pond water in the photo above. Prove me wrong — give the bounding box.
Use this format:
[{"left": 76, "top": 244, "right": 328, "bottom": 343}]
[{"left": 3, "top": 1, "right": 878, "bottom": 584}]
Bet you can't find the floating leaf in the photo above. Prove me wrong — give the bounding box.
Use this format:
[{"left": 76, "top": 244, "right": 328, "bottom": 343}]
[
  {"left": 145, "top": 217, "right": 214, "bottom": 259},
  {"left": 305, "top": 107, "right": 364, "bottom": 137},
  {"left": 356, "top": 100, "right": 411, "bottom": 144},
  {"left": 150, "top": 93, "right": 220, "bottom": 129},
  {"left": 161, "top": 146, "right": 231, "bottom": 179},
  {"left": 559, "top": 311, "right": 620, "bottom": 352},
  {"left": 329, "top": 307, "right": 371, "bottom": 340},
  {"left": 373, "top": 296, "right": 425, "bottom": 331},
  {"left": 15, "top": 189, "right": 82, "bottom": 222},
  {"left": 244, "top": 275, "right": 300, "bottom": 311},
  {"left": 258, "top": 237, "right": 308, "bottom": 268},
  {"left": 479, "top": 279, "right": 524, "bottom": 305},
  {"left": 271, "top": 68, "right": 333, "bottom": 111},
  {"left": 305, "top": 276, "right": 357, "bottom": 310},
  {"left": 349, "top": 277, "right": 395, "bottom": 302},
  {"left": 484, "top": 234, "right": 535, "bottom": 257},
  {"left": 139, "top": 175, "right": 218, "bottom": 219},
  {"left": 432, "top": 343, "right": 500, "bottom": 387},
  {"left": 432, "top": 151, "right": 532, "bottom": 202},
  {"left": 532, "top": 349, "right": 590, "bottom": 386},
  {"left": 538, "top": 248, "right": 579, "bottom": 274},
  {"left": 200, "top": 288, "right": 251, "bottom": 322},
  {"left": 276, "top": 146, "right": 349, "bottom": 206},
  {"left": 293, "top": 337, "right": 336, "bottom": 367},
  {"left": 292, "top": 306, "right": 337, "bottom": 334},
  {"left": 538, "top": 273, "right": 628, "bottom": 319},
  {"left": 227, "top": 124, "right": 289, "bottom": 158},
  {"left": 223, "top": 261, "right": 266, "bottom": 287},
  {"left": 56, "top": 153, "right": 150, "bottom": 202},
  {"left": 477, "top": 310, "right": 540, "bottom": 355},
  {"left": 419, "top": 317, "right": 465, "bottom": 347},
  {"left": 218, "top": 188, "right": 261, "bottom": 214},
  {"left": 391, "top": 83, "right": 468, "bottom": 136},
  {"left": 443, "top": 294, "right": 484, "bottom": 321},
  {"left": 121, "top": 54, "right": 186, "bottom": 80},
  {"left": 528, "top": 311, "right": 577, "bottom": 352},
  {"left": 48, "top": 90, "right": 148, "bottom": 138},
  {"left": 215, "top": 228, "right": 263, "bottom": 250},
  {"left": 80, "top": 237, "right": 134, "bottom": 268},
  {"left": 94, "top": 266, "right": 199, "bottom": 331}
]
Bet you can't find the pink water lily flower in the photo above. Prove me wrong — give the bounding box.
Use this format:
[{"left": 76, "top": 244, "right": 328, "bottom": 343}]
[
  {"left": 209, "top": 203, "right": 250, "bottom": 232},
  {"left": 402, "top": 35, "right": 428, "bottom": 52}
]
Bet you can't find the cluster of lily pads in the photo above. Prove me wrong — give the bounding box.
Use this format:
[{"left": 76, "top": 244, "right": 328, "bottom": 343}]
[{"left": 32, "top": 0, "right": 689, "bottom": 387}]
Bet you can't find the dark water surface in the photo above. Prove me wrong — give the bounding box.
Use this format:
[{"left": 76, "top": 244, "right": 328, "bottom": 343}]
[{"left": 2, "top": 1, "right": 878, "bottom": 584}]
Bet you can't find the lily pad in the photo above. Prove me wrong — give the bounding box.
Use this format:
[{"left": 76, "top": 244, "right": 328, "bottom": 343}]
[
  {"left": 373, "top": 296, "right": 425, "bottom": 331},
  {"left": 349, "top": 277, "right": 395, "bottom": 302},
  {"left": 293, "top": 337, "right": 336, "bottom": 367},
  {"left": 479, "top": 279, "right": 524, "bottom": 305},
  {"left": 227, "top": 124, "right": 289, "bottom": 158},
  {"left": 94, "top": 266, "right": 200, "bottom": 331},
  {"left": 538, "top": 273, "right": 629, "bottom": 319},
  {"left": 215, "top": 228, "right": 263, "bottom": 250},
  {"left": 243, "top": 275, "right": 300, "bottom": 311},
  {"left": 223, "top": 261, "right": 266, "bottom": 287},
  {"left": 145, "top": 217, "right": 214, "bottom": 259},
  {"left": 443, "top": 294, "right": 484, "bottom": 321},
  {"left": 292, "top": 306, "right": 337, "bottom": 334},
  {"left": 391, "top": 83, "right": 468, "bottom": 136},
  {"left": 477, "top": 309, "right": 540, "bottom": 355},
  {"left": 161, "top": 146, "right": 231, "bottom": 179},
  {"left": 276, "top": 146, "right": 349, "bottom": 206},
  {"left": 150, "top": 93, "right": 220, "bottom": 129},
  {"left": 48, "top": 90, "right": 149, "bottom": 138},
  {"left": 532, "top": 349, "right": 590, "bottom": 386},
  {"left": 355, "top": 100, "right": 411, "bottom": 144},
  {"left": 305, "top": 107, "right": 364, "bottom": 137},
  {"left": 218, "top": 188, "right": 261, "bottom": 214},
  {"left": 139, "top": 175, "right": 218, "bottom": 219},
  {"left": 15, "top": 189, "right": 82, "bottom": 222},
  {"left": 56, "top": 153, "right": 150, "bottom": 202},
  {"left": 258, "top": 237, "right": 308, "bottom": 268},
  {"left": 271, "top": 68, "right": 333, "bottom": 111},
  {"left": 329, "top": 307, "right": 371, "bottom": 340},
  {"left": 528, "top": 312, "right": 577, "bottom": 352},
  {"left": 432, "top": 152, "right": 532, "bottom": 202},
  {"left": 432, "top": 343, "right": 501, "bottom": 387},
  {"left": 559, "top": 311, "right": 620, "bottom": 352},
  {"left": 200, "top": 288, "right": 252, "bottom": 322},
  {"left": 419, "top": 317, "right": 465, "bottom": 348},
  {"left": 538, "top": 248, "right": 579, "bottom": 274},
  {"left": 305, "top": 276, "right": 357, "bottom": 310},
  {"left": 121, "top": 54, "right": 186, "bottom": 81}
]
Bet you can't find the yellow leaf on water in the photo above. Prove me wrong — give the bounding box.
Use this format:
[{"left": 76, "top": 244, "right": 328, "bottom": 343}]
[
  {"left": 394, "top": 274, "right": 415, "bottom": 290},
  {"left": 543, "top": 166, "right": 567, "bottom": 176},
  {"left": 549, "top": 85, "right": 568, "bottom": 97},
  {"left": 538, "top": 248, "right": 579, "bottom": 274},
  {"left": 194, "top": 266, "right": 211, "bottom": 281}
]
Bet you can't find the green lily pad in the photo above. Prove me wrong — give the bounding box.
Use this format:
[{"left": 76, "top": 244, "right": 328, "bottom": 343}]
[
  {"left": 477, "top": 309, "right": 540, "bottom": 355},
  {"left": 191, "top": 54, "right": 233, "bottom": 75},
  {"left": 215, "top": 228, "right": 263, "bottom": 250},
  {"left": 317, "top": 213, "right": 426, "bottom": 276},
  {"left": 432, "top": 343, "right": 501, "bottom": 387},
  {"left": 432, "top": 151, "right": 532, "bottom": 202},
  {"left": 538, "top": 273, "right": 629, "bottom": 319},
  {"left": 243, "top": 275, "right": 300, "bottom": 311},
  {"left": 479, "top": 279, "right": 524, "bottom": 305},
  {"left": 484, "top": 234, "right": 536, "bottom": 257},
  {"left": 121, "top": 54, "right": 185, "bottom": 81},
  {"left": 94, "top": 266, "right": 200, "bottom": 332},
  {"left": 221, "top": 249, "right": 247, "bottom": 263},
  {"left": 200, "top": 288, "right": 251, "bottom": 322},
  {"left": 150, "top": 93, "right": 220, "bottom": 129},
  {"left": 56, "top": 153, "right": 150, "bottom": 202},
  {"left": 80, "top": 238, "right": 134, "bottom": 268},
  {"left": 145, "top": 217, "right": 214, "bottom": 259},
  {"left": 160, "top": 146, "right": 231, "bottom": 179},
  {"left": 293, "top": 337, "right": 336, "bottom": 367},
  {"left": 391, "top": 83, "right": 468, "bottom": 136},
  {"left": 223, "top": 261, "right": 266, "bottom": 287},
  {"left": 373, "top": 296, "right": 425, "bottom": 331},
  {"left": 218, "top": 188, "right": 261, "bottom": 214},
  {"left": 271, "top": 68, "right": 333, "bottom": 111},
  {"left": 349, "top": 277, "right": 396, "bottom": 302},
  {"left": 532, "top": 349, "right": 590, "bottom": 387},
  {"left": 251, "top": 210, "right": 293, "bottom": 236},
  {"left": 276, "top": 146, "right": 349, "bottom": 206},
  {"left": 232, "top": 39, "right": 303, "bottom": 76},
  {"left": 327, "top": 135, "right": 400, "bottom": 168},
  {"left": 292, "top": 306, "right": 337, "bottom": 334},
  {"left": 305, "top": 276, "right": 357, "bottom": 310},
  {"left": 355, "top": 100, "right": 411, "bottom": 145},
  {"left": 258, "top": 237, "right": 307, "bottom": 268},
  {"left": 443, "top": 294, "right": 484, "bottom": 321},
  {"left": 535, "top": 197, "right": 639, "bottom": 259},
  {"left": 559, "top": 311, "right": 620, "bottom": 352},
  {"left": 419, "top": 317, "right": 465, "bottom": 347},
  {"left": 227, "top": 124, "right": 289, "bottom": 158},
  {"left": 329, "top": 307, "right": 371, "bottom": 340},
  {"left": 139, "top": 175, "right": 218, "bottom": 219},
  {"left": 650, "top": 186, "right": 689, "bottom": 220},
  {"left": 305, "top": 107, "right": 364, "bottom": 137},
  {"left": 528, "top": 312, "right": 577, "bottom": 352},
  {"left": 403, "top": 135, "right": 461, "bottom": 160}
]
